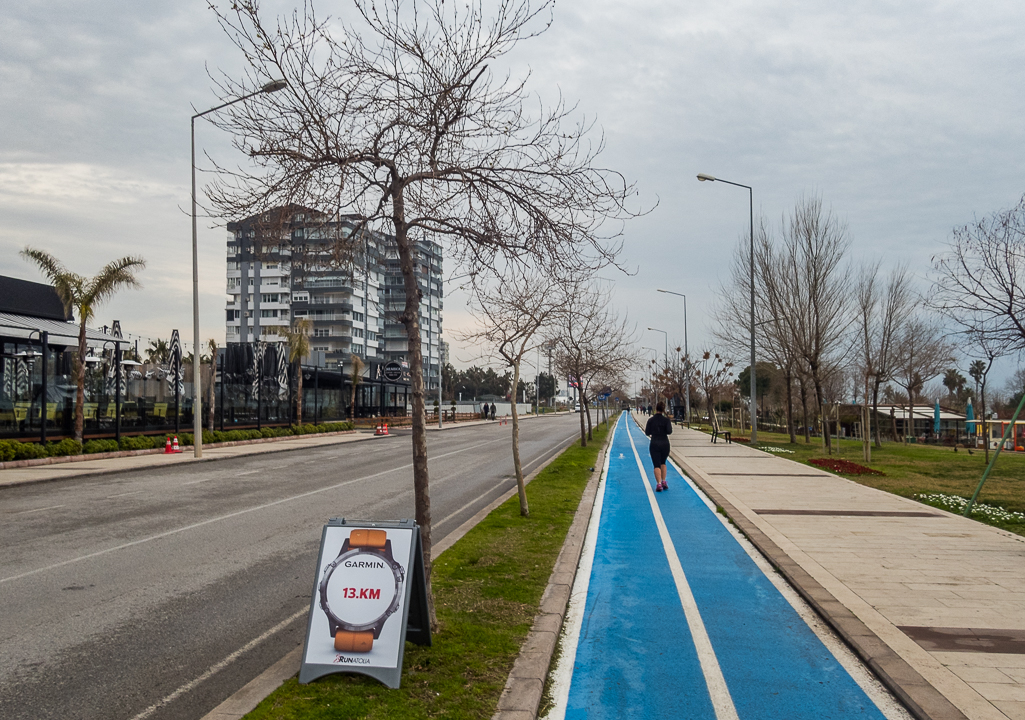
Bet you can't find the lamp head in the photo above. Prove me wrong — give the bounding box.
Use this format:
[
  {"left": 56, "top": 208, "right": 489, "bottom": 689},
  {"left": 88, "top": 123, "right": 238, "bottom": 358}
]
[
  {"left": 697, "top": 173, "right": 716, "bottom": 182},
  {"left": 261, "top": 79, "right": 288, "bottom": 93}
]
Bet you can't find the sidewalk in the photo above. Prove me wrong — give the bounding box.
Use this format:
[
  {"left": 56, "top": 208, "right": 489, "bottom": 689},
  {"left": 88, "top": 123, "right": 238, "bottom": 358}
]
[{"left": 667, "top": 417, "right": 1025, "bottom": 720}]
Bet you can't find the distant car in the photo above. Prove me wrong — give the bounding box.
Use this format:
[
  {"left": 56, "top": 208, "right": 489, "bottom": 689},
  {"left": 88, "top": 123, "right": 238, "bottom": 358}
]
[{"left": 574, "top": 403, "right": 581, "bottom": 413}]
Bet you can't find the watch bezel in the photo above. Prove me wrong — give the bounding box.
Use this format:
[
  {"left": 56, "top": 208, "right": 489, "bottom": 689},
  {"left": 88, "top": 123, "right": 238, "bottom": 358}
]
[{"left": 319, "top": 545, "right": 404, "bottom": 634}]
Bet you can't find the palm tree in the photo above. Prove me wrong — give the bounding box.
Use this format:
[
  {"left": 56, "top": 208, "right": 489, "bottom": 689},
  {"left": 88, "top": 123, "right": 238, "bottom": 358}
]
[
  {"left": 278, "top": 319, "right": 311, "bottom": 424},
  {"left": 146, "top": 339, "right": 171, "bottom": 365},
  {"left": 21, "top": 247, "right": 146, "bottom": 444}
]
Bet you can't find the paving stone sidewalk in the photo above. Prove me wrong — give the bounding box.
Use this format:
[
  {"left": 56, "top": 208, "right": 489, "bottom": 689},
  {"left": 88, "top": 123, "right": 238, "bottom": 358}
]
[{"left": 665, "top": 418, "right": 1025, "bottom": 720}]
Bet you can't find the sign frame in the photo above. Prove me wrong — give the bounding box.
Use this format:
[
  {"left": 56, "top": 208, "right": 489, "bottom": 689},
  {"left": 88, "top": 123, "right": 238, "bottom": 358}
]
[{"left": 299, "top": 517, "right": 431, "bottom": 688}]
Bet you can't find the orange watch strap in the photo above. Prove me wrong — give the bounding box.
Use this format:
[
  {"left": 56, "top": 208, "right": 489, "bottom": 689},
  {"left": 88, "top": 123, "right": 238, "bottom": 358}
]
[
  {"left": 349, "top": 529, "right": 387, "bottom": 549},
  {"left": 334, "top": 630, "right": 374, "bottom": 653}
]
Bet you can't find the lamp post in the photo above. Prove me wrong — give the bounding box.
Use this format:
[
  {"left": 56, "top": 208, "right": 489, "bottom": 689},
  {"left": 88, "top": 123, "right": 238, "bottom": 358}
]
[
  {"left": 647, "top": 327, "right": 668, "bottom": 407},
  {"left": 642, "top": 346, "right": 658, "bottom": 407},
  {"left": 698, "top": 172, "right": 757, "bottom": 443},
  {"left": 191, "top": 78, "right": 287, "bottom": 458},
  {"left": 657, "top": 289, "right": 689, "bottom": 426}
]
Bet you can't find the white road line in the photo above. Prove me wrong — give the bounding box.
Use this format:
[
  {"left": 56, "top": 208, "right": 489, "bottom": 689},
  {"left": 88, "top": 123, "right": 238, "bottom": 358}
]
[
  {"left": 625, "top": 421, "right": 740, "bottom": 720},
  {"left": 107, "top": 490, "right": 143, "bottom": 499},
  {"left": 126, "top": 608, "right": 307, "bottom": 720},
  {"left": 543, "top": 417, "right": 616, "bottom": 720},
  {"left": 2, "top": 439, "right": 499, "bottom": 585},
  {"left": 14, "top": 504, "right": 65, "bottom": 515}
]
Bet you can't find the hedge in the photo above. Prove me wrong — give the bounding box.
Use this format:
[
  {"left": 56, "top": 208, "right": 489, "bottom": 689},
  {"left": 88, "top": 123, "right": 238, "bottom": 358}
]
[{"left": 0, "top": 421, "right": 354, "bottom": 462}]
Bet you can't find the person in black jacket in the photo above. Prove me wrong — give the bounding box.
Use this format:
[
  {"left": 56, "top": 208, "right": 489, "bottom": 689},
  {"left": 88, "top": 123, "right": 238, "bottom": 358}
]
[{"left": 644, "top": 401, "right": 673, "bottom": 492}]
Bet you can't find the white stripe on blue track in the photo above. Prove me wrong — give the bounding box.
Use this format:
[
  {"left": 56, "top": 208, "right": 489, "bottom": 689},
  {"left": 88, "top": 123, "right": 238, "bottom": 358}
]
[{"left": 624, "top": 419, "right": 740, "bottom": 720}]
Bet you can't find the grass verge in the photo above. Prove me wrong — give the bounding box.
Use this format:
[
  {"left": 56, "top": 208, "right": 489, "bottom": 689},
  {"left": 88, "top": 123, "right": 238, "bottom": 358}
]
[
  {"left": 703, "top": 427, "right": 1025, "bottom": 537},
  {"left": 244, "top": 421, "right": 612, "bottom": 720}
]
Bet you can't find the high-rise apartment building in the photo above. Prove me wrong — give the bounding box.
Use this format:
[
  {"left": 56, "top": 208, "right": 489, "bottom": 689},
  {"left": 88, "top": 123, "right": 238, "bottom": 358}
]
[{"left": 225, "top": 206, "right": 442, "bottom": 386}]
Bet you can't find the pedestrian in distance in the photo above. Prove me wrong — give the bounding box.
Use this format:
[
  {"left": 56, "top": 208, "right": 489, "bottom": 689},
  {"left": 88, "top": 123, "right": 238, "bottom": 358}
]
[
  {"left": 490, "top": 403, "right": 497, "bottom": 421},
  {"left": 645, "top": 401, "right": 673, "bottom": 492}
]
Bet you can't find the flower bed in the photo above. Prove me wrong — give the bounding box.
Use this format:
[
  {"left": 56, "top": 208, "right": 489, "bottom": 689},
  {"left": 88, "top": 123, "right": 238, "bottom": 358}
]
[
  {"left": 914, "top": 493, "right": 1025, "bottom": 524},
  {"left": 762, "top": 445, "right": 795, "bottom": 454},
  {"left": 808, "top": 457, "right": 884, "bottom": 475}
]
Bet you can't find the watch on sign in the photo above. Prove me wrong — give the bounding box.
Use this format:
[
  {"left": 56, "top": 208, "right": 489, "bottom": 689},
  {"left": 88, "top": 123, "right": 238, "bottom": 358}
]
[{"left": 319, "top": 529, "right": 405, "bottom": 653}]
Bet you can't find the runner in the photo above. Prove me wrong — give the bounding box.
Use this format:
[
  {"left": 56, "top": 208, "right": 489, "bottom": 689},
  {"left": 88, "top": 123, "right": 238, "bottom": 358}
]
[{"left": 644, "top": 401, "right": 672, "bottom": 491}]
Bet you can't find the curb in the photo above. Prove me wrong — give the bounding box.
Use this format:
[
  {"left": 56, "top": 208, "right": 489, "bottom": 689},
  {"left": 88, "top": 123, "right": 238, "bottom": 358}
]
[
  {"left": 492, "top": 426, "right": 613, "bottom": 720},
  {"left": 669, "top": 447, "right": 970, "bottom": 720}
]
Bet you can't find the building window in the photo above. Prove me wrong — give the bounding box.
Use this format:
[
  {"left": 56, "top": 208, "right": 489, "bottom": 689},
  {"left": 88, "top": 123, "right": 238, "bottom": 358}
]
[
  {"left": 353, "top": 328, "right": 364, "bottom": 338},
  {"left": 367, "top": 331, "right": 377, "bottom": 341},
  {"left": 314, "top": 328, "right": 331, "bottom": 337},
  {"left": 352, "top": 344, "right": 364, "bottom": 356},
  {"left": 261, "top": 309, "right": 279, "bottom": 318},
  {"left": 261, "top": 293, "right": 279, "bottom": 303},
  {"left": 353, "top": 311, "right": 364, "bottom": 322}
]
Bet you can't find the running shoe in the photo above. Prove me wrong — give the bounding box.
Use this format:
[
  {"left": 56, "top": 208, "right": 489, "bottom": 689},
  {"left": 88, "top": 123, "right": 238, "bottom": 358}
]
[
  {"left": 655, "top": 481, "right": 662, "bottom": 492},
  {"left": 662, "top": 479, "right": 668, "bottom": 490}
]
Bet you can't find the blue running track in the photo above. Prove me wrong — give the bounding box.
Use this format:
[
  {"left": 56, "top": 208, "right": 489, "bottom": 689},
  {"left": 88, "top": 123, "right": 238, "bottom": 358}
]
[{"left": 561, "top": 413, "right": 889, "bottom": 719}]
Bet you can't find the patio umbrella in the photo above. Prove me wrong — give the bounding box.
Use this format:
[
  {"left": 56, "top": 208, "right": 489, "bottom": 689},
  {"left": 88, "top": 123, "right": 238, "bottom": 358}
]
[
  {"left": 934, "top": 399, "right": 941, "bottom": 434},
  {"left": 966, "top": 397, "right": 976, "bottom": 434}
]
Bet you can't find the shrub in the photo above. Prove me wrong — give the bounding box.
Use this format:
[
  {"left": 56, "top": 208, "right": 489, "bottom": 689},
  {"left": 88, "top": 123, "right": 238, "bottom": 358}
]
[
  {"left": 0, "top": 439, "right": 18, "bottom": 462},
  {"left": 47, "top": 439, "right": 82, "bottom": 457},
  {"left": 84, "top": 439, "right": 119, "bottom": 454},
  {"left": 13, "top": 441, "right": 48, "bottom": 460}
]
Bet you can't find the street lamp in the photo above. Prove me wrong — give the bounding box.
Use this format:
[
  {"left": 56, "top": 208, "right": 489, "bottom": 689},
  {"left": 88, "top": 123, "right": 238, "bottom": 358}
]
[
  {"left": 657, "top": 289, "right": 689, "bottom": 426},
  {"left": 191, "top": 78, "right": 287, "bottom": 458},
  {"left": 646, "top": 327, "right": 668, "bottom": 405},
  {"left": 698, "top": 172, "right": 757, "bottom": 442},
  {"left": 641, "top": 346, "right": 658, "bottom": 407}
]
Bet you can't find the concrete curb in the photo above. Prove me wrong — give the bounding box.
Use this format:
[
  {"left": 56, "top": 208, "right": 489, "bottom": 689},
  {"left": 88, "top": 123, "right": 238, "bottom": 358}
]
[
  {"left": 492, "top": 427, "right": 612, "bottom": 720},
  {"left": 198, "top": 418, "right": 588, "bottom": 720},
  {"left": 669, "top": 446, "right": 970, "bottom": 720}
]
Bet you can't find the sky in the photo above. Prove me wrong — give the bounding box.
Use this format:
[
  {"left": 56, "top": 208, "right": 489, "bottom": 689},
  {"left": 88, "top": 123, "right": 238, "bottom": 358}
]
[{"left": 2, "top": 0, "right": 1024, "bottom": 393}]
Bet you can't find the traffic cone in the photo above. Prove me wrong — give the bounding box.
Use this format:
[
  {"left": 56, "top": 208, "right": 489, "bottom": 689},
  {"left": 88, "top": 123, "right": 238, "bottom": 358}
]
[
  {"left": 383, "top": 421, "right": 389, "bottom": 435},
  {"left": 164, "top": 436, "right": 173, "bottom": 454},
  {"left": 172, "top": 435, "right": 181, "bottom": 453}
]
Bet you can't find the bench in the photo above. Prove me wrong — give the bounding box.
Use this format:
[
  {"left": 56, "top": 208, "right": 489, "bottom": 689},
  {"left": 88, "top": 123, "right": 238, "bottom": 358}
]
[{"left": 710, "top": 428, "right": 732, "bottom": 444}]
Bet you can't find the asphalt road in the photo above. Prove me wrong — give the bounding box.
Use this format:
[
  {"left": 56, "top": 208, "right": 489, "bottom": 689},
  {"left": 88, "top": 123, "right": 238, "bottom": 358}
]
[{"left": 0, "top": 414, "right": 582, "bottom": 720}]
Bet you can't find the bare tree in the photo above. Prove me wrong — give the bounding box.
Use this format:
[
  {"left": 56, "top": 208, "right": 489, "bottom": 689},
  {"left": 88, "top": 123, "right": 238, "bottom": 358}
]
[
  {"left": 206, "top": 0, "right": 640, "bottom": 624},
  {"left": 855, "top": 262, "right": 915, "bottom": 459},
  {"left": 933, "top": 195, "right": 1025, "bottom": 351},
  {"left": 554, "top": 279, "right": 636, "bottom": 446},
  {"left": 457, "top": 266, "right": 563, "bottom": 517},
  {"left": 891, "top": 316, "right": 955, "bottom": 437},
  {"left": 207, "top": 338, "right": 218, "bottom": 432}
]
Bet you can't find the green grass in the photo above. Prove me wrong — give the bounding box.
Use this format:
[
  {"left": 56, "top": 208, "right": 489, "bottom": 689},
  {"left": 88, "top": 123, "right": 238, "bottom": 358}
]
[
  {"left": 715, "top": 427, "right": 1025, "bottom": 537},
  {"left": 244, "top": 421, "right": 612, "bottom": 719}
]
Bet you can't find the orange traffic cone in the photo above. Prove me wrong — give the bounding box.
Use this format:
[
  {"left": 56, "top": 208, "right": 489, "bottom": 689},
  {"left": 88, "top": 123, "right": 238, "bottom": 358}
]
[
  {"left": 164, "top": 436, "right": 173, "bottom": 454},
  {"left": 172, "top": 435, "right": 181, "bottom": 453},
  {"left": 383, "top": 421, "right": 389, "bottom": 435}
]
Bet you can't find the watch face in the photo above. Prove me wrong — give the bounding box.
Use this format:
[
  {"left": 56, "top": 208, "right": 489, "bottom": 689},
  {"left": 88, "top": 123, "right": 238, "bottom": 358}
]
[{"left": 321, "top": 548, "right": 403, "bottom": 631}]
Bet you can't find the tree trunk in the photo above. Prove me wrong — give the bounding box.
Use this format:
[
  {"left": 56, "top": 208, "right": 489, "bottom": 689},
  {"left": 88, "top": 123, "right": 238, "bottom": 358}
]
[
  {"left": 871, "top": 380, "right": 883, "bottom": 448},
  {"left": 75, "top": 320, "right": 87, "bottom": 445},
  {"left": 510, "top": 361, "right": 528, "bottom": 517},
  {"left": 585, "top": 396, "right": 593, "bottom": 440},
  {"left": 393, "top": 188, "right": 437, "bottom": 629},
  {"left": 799, "top": 378, "right": 811, "bottom": 443},
  {"left": 785, "top": 367, "right": 796, "bottom": 443},
  {"left": 207, "top": 362, "right": 216, "bottom": 433},
  {"left": 863, "top": 373, "right": 871, "bottom": 463},
  {"left": 578, "top": 389, "right": 587, "bottom": 447},
  {"left": 295, "top": 365, "right": 304, "bottom": 426}
]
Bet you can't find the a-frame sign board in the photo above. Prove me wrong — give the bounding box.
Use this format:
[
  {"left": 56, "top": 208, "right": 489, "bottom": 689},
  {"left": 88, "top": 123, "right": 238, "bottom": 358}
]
[{"left": 299, "top": 518, "right": 431, "bottom": 688}]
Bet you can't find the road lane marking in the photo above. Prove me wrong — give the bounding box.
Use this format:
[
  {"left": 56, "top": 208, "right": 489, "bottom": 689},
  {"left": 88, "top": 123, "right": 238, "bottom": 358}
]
[
  {"left": 14, "top": 504, "right": 65, "bottom": 515},
  {"left": 1, "top": 438, "right": 506, "bottom": 585},
  {"left": 625, "top": 420, "right": 740, "bottom": 720},
  {"left": 126, "top": 608, "right": 307, "bottom": 720},
  {"left": 107, "top": 491, "right": 143, "bottom": 499}
]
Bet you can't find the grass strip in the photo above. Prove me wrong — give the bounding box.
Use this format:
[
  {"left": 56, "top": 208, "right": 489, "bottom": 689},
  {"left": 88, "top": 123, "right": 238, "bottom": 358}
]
[
  {"left": 691, "top": 425, "right": 1025, "bottom": 537},
  {"left": 244, "top": 421, "right": 612, "bottom": 720}
]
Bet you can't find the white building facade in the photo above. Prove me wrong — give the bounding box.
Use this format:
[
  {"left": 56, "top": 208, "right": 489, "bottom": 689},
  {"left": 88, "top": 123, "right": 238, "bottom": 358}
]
[{"left": 225, "top": 207, "right": 442, "bottom": 383}]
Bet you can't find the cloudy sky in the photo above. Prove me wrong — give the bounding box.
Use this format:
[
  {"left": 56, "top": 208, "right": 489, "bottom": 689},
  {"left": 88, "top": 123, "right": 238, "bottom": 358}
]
[{"left": 2, "top": 0, "right": 1023, "bottom": 389}]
